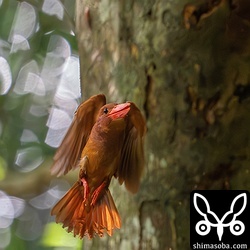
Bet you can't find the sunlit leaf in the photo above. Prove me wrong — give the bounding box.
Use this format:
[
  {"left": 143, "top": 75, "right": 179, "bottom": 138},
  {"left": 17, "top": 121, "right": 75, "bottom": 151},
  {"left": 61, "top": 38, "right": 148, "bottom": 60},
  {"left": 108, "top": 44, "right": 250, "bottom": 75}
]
[
  {"left": 42, "top": 0, "right": 64, "bottom": 20},
  {"left": 0, "top": 57, "right": 12, "bottom": 95},
  {"left": 15, "top": 147, "right": 44, "bottom": 172},
  {"left": 42, "top": 222, "right": 82, "bottom": 249},
  {"left": 9, "top": 2, "right": 37, "bottom": 41},
  {"left": 0, "top": 156, "right": 7, "bottom": 180}
]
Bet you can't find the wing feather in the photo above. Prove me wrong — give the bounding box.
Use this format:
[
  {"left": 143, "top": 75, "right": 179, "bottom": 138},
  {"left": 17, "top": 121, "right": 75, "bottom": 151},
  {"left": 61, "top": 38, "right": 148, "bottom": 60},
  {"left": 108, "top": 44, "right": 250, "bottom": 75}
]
[
  {"left": 117, "top": 102, "right": 146, "bottom": 193},
  {"left": 51, "top": 94, "right": 106, "bottom": 176}
]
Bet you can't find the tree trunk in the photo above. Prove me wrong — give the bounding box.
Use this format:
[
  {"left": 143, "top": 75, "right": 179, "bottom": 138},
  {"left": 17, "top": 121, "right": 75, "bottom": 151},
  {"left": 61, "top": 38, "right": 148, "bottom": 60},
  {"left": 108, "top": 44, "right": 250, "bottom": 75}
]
[{"left": 75, "top": 0, "right": 250, "bottom": 249}]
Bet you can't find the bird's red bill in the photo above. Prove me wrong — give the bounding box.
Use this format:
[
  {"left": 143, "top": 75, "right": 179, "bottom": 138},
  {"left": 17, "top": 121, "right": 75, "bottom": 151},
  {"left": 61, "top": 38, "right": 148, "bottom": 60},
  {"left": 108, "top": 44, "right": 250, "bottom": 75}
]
[{"left": 108, "top": 103, "right": 130, "bottom": 119}]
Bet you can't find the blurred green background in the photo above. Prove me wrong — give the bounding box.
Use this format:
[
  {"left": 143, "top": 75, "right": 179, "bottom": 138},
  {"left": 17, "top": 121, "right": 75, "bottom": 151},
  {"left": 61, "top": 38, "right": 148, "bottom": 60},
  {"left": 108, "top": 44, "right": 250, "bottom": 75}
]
[{"left": 0, "top": 0, "right": 85, "bottom": 249}]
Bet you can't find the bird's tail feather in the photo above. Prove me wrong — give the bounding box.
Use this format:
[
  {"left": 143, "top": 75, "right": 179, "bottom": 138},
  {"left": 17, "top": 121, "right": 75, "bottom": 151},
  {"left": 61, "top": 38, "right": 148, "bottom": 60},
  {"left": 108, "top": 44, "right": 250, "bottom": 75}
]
[{"left": 51, "top": 181, "right": 121, "bottom": 238}]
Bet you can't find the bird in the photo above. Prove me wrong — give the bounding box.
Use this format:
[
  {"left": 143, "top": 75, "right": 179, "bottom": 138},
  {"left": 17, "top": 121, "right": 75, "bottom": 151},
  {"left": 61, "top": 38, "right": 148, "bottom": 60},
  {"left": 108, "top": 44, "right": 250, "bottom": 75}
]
[{"left": 50, "top": 94, "right": 146, "bottom": 238}]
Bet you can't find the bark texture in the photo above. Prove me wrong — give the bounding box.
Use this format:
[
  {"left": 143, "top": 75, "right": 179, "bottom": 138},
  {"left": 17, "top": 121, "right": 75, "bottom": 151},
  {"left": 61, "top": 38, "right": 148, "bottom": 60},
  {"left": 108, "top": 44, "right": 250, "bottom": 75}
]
[{"left": 75, "top": 0, "right": 250, "bottom": 249}]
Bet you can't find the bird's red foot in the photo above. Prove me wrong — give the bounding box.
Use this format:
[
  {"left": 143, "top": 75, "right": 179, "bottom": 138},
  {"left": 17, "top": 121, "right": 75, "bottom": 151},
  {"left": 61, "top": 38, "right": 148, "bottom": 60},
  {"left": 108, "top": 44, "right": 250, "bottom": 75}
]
[
  {"left": 81, "top": 177, "right": 89, "bottom": 202},
  {"left": 91, "top": 181, "right": 107, "bottom": 206}
]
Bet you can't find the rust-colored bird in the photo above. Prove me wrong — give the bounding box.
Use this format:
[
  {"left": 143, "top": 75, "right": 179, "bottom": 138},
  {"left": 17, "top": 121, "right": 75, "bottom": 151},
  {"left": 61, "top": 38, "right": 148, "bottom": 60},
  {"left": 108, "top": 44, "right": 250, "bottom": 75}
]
[{"left": 51, "top": 94, "right": 146, "bottom": 238}]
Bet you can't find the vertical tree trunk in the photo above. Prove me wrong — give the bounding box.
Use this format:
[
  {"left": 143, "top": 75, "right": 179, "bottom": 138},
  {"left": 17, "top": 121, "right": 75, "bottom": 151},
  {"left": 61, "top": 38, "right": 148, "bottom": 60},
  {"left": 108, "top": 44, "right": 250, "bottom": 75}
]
[{"left": 75, "top": 0, "right": 250, "bottom": 249}]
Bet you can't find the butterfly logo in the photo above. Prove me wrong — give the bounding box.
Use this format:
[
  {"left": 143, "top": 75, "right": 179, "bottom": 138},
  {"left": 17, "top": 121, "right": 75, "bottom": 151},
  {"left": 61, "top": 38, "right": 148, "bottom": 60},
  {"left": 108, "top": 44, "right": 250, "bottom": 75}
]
[{"left": 193, "top": 193, "right": 247, "bottom": 241}]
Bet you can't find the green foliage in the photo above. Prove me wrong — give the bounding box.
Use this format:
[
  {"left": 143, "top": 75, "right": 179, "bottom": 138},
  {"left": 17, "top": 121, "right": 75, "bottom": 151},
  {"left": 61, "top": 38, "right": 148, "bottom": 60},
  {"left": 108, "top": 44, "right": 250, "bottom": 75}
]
[
  {"left": 0, "top": 0, "right": 77, "bottom": 168},
  {"left": 0, "top": 155, "right": 7, "bottom": 180},
  {"left": 0, "top": 0, "right": 81, "bottom": 249},
  {"left": 42, "top": 222, "right": 82, "bottom": 249}
]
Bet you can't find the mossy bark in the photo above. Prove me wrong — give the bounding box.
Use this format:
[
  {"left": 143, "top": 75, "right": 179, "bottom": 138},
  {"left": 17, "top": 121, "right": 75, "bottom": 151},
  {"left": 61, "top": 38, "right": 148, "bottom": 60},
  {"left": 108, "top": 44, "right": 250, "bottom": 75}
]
[{"left": 75, "top": 0, "right": 250, "bottom": 249}]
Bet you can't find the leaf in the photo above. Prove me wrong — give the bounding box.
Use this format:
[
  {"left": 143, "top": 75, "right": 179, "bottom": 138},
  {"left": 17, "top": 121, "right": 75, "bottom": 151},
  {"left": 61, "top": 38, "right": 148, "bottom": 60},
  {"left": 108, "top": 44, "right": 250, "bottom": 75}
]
[{"left": 41, "top": 222, "right": 82, "bottom": 248}]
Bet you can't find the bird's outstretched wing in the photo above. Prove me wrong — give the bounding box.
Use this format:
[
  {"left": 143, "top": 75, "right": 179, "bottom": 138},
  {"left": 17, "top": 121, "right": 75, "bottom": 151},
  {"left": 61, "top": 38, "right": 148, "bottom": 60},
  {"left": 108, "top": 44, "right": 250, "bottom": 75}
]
[
  {"left": 51, "top": 94, "right": 106, "bottom": 176},
  {"left": 117, "top": 102, "right": 146, "bottom": 193}
]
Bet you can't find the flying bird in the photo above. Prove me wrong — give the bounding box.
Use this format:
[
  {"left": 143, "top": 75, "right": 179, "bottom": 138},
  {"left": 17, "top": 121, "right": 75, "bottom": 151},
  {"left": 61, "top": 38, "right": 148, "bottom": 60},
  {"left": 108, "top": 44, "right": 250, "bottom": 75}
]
[{"left": 50, "top": 94, "right": 146, "bottom": 238}]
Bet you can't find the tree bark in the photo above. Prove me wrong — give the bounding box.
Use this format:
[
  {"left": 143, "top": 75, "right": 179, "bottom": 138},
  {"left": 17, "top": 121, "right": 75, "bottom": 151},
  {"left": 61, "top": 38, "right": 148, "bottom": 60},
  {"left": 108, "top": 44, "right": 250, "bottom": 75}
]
[{"left": 75, "top": 0, "right": 250, "bottom": 249}]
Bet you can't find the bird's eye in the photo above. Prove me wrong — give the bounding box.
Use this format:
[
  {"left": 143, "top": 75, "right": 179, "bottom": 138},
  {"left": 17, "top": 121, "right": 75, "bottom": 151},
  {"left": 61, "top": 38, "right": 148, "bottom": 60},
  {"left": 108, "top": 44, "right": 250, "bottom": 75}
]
[{"left": 103, "top": 107, "right": 108, "bottom": 114}]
